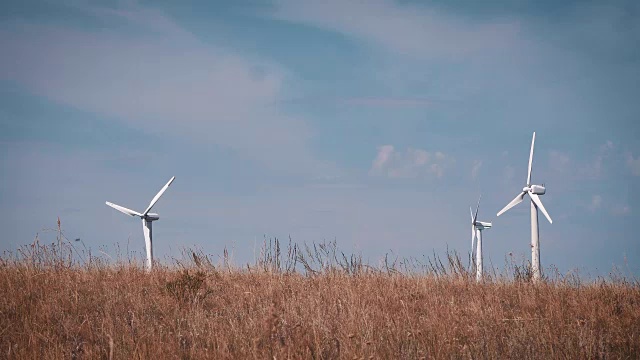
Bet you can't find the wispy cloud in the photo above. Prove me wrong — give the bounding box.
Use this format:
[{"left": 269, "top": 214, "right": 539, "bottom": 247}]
[
  {"left": 0, "top": 3, "right": 321, "bottom": 175},
  {"left": 79, "top": 2, "right": 195, "bottom": 40},
  {"left": 269, "top": 0, "right": 520, "bottom": 60},
  {"left": 369, "top": 145, "right": 453, "bottom": 179}
]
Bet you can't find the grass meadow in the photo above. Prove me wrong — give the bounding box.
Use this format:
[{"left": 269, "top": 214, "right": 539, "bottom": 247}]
[{"left": 1, "top": 231, "right": 639, "bottom": 359}]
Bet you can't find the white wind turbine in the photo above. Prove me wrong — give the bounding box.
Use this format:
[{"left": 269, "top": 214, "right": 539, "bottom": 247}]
[
  {"left": 496, "top": 132, "right": 552, "bottom": 281},
  {"left": 106, "top": 176, "right": 175, "bottom": 271},
  {"left": 470, "top": 195, "right": 492, "bottom": 282}
]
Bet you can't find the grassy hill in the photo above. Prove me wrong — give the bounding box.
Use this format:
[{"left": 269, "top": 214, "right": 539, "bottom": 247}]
[{"left": 1, "top": 238, "right": 638, "bottom": 359}]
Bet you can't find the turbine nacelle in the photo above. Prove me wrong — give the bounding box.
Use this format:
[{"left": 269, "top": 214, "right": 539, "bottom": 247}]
[
  {"left": 145, "top": 213, "right": 159, "bottom": 221},
  {"left": 470, "top": 195, "right": 492, "bottom": 233},
  {"left": 473, "top": 221, "right": 492, "bottom": 230},
  {"left": 523, "top": 185, "right": 546, "bottom": 195},
  {"left": 105, "top": 202, "right": 161, "bottom": 221}
]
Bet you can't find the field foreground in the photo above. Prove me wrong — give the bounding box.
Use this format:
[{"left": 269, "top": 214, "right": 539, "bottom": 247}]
[{"left": 1, "top": 244, "right": 639, "bottom": 359}]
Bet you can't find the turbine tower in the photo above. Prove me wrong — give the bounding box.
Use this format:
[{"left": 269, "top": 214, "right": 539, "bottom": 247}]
[
  {"left": 106, "top": 176, "right": 175, "bottom": 271},
  {"left": 470, "top": 195, "right": 492, "bottom": 282},
  {"left": 496, "top": 132, "right": 553, "bottom": 281}
]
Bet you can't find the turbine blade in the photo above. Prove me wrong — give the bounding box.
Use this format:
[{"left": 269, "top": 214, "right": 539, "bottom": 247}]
[
  {"left": 474, "top": 194, "right": 481, "bottom": 223},
  {"left": 142, "top": 176, "right": 176, "bottom": 216},
  {"left": 497, "top": 192, "right": 526, "bottom": 216},
  {"left": 527, "top": 132, "right": 535, "bottom": 186},
  {"left": 470, "top": 206, "right": 474, "bottom": 222},
  {"left": 529, "top": 193, "right": 553, "bottom": 224},
  {"left": 471, "top": 224, "right": 476, "bottom": 254},
  {"left": 106, "top": 202, "right": 142, "bottom": 217}
]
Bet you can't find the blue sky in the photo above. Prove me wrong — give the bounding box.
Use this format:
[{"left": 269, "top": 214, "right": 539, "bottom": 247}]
[{"left": 1, "top": 0, "right": 638, "bottom": 277}]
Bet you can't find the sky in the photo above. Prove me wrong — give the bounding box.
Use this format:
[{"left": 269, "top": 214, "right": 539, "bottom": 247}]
[{"left": 1, "top": 0, "right": 638, "bottom": 278}]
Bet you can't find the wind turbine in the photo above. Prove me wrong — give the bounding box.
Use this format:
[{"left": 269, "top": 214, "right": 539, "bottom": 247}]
[
  {"left": 106, "top": 176, "right": 176, "bottom": 271},
  {"left": 470, "top": 195, "right": 492, "bottom": 282},
  {"left": 496, "top": 132, "right": 552, "bottom": 281}
]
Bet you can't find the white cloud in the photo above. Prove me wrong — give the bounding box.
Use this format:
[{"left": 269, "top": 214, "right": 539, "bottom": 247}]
[
  {"left": 371, "top": 145, "right": 395, "bottom": 172},
  {"left": 471, "top": 160, "right": 483, "bottom": 180},
  {"left": 0, "top": 3, "right": 320, "bottom": 175},
  {"left": 626, "top": 153, "right": 640, "bottom": 176},
  {"left": 369, "top": 145, "right": 453, "bottom": 179}
]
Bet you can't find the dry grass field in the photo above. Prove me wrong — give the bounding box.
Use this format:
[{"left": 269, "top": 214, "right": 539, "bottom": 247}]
[{"left": 1, "top": 237, "right": 639, "bottom": 359}]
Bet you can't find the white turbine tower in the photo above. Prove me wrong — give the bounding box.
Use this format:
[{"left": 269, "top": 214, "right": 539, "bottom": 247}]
[
  {"left": 106, "top": 176, "right": 175, "bottom": 271},
  {"left": 470, "top": 195, "right": 492, "bottom": 282},
  {"left": 496, "top": 132, "right": 553, "bottom": 281}
]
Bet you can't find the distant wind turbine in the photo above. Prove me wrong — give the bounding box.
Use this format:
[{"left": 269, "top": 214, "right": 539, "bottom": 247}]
[
  {"left": 496, "top": 132, "right": 553, "bottom": 281},
  {"left": 106, "top": 176, "right": 175, "bottom": 271},
  {"left": 470, "top": 195, "right": 492, "bottom": 282}
]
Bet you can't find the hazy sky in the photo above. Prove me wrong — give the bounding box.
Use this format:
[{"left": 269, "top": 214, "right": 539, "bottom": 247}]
[{"left": 1, "top": 0, "right": 638, "bottom": 277}]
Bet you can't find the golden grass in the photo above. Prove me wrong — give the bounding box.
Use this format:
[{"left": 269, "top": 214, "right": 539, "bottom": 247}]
[{"left": 1, "top": 238, "right": 638, "bottom": 359}]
